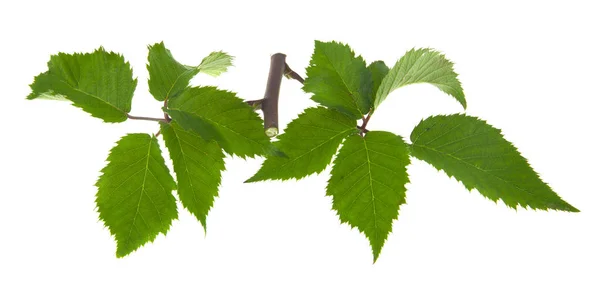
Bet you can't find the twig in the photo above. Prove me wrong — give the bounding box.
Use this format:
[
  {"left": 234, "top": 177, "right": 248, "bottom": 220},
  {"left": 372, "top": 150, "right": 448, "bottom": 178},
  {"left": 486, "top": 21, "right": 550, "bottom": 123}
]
[
  {"left": 127, "top": 114, "right": 167, "bottom": 122},
  {"left": 128, "top": 56, "right": 305, "bottom": 138},
  {"left": 262, "top": 53, "right": 287, "bottom": 137}
]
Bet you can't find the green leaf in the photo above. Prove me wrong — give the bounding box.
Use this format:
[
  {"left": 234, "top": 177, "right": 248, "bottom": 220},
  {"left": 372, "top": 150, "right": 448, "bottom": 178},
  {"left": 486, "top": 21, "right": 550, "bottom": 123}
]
[
  {"left": 96, "top": 134, "right": 178, "bottom": 257},
  {"left": 303, "top": 41, "right": 372, "bottom": 119},
  {"left": 374, "top": 48, "right": 466, "bottom": 110},
  {"left": 327, "top": 131, "right": 410, "bottom": 262},
  {"left": 197, "top": 51, "right": 234, "bottom": 77},
  {"left": 147, "top": 42, "right": 233, "bottom": 101},
  {"left": 367, "top": 60, "right": 389, "bottom": 101},
  {"left": 246, "top": 107, "right": 358, "bottom": 182},
  {"left": 167, "top": 86, "right": 278, "bottom": 158},
  {"left": 410, "top": 114, "right": 578, "bottom": 212},
  {"left": 165, "top": 108, "right": 227, "bottom": 150},
  {"left": 161, "top": 121, "right": 225, "bottom": 229},
  {"left": 28, "top": 48, "right": 137, "bottom": 122}
]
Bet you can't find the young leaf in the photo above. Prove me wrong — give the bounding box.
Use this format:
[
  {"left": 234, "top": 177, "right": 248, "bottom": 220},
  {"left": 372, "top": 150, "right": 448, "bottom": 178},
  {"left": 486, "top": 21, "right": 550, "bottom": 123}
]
[
  {"left": 96, "top": 134, "right": 178, "bottom": 257},
  {"left": 374, "top": 48, "right": 466, "bottom": 110},
  {"left": 161, "top": 121, "right": 225, "bottom": 229},
  {"left": 246, "top": 107, "right": 358, "bottom": 182},
  {"left": 197, "top": 51, "right": 234, "bottom": 77},
  {"left": 147, "top": 42, "right": 233, "bottom": 101},
  {"left": 167, "top": 86, "right": 278, "bottom": 158},
  {"left": 303, "top": 41, "right": 373, "bottom": 119},
  {"left": 367, "top": 60, "right": 389, "bottom": 100},
  {"left": 327, "top": 131, "right": 410, "bottom": 262},
  {"left": 28, "top": 48, "right": 137, "bottom": 122},
  {"left": 410, "top": 114, "right": 578, "bottom": 212}
]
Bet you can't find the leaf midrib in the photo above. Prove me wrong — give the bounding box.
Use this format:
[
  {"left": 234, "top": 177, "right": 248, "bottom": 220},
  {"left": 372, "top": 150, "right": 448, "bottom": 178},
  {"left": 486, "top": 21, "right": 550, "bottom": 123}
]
[
  {"left": 164, "top": 67, "right": 197, "bottom": 100},
  {"left": 362, "top": 137, "right": 379, "bottom": 245},
  {"left": 322, "top": 52, "right": 363, "bottom": 116},
  {"left": 274, "top": 128, "right": 356, "bottom": 175},
  {"left": 124, "top": 139, "right": 162, "bottom": 249},
  {"left": 171, "top": 107, "right": 266, "bottom": 152},
  {"left": 171, "top": 124, "right": 205, "bottom": 220},
  {"left": 57, "top": 75, "right": 125, "bottom": 115},
  {"left": 412, "top": 144, "right": 537, "bottom": 198}
]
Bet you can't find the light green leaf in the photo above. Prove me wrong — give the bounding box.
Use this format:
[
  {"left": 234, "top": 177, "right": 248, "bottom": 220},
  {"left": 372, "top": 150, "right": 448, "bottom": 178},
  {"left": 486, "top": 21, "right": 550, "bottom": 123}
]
[
  {"left": 327, "top": 131, "right": 410, "bottom": 262},
  {"left": 161, "top": 122, "right": 225, "bottom": 229},
  {"left": 410, "top": 114, "right": 578, "bottom": 212},
  {"left": 96, "top": 134, "right": 178, "bottom": 257},
  {"left": 374, "top": 48, "right": 466, "bottom": 110},
  {"left": 246, "top": 107, "right": 358, "bottom": 182},
  {"left": 303, "top": 41, "right": 372, "bottom": 119},
  {"left": 367, "top": 60, "right": 389, "bottom": 101},
  {"left": 197, "top": 51, "right": 234, "bottom": 77},
  {"left": 28, "top": 48, "right": 137, "bottom": 122},
  {"left": 167, "top": 86, "right": 278, "bottom": 158},
  {"left": 147, "top": 42, "right": 233, "bottom": 101}
]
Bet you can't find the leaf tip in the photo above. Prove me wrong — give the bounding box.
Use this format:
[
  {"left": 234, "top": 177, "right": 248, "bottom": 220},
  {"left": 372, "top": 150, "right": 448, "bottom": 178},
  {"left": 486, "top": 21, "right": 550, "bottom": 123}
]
[
  {"left": 561, "top": 203, "right": 580, "bottom": 213},
  {"left": 244, "top": 175, "right": 261, "bottom": 183},
  {"left": 372, "top": 252, "right": 381, "bottom": 264},
  {"left": 115, "top": 246, "right": 132, "bottom": 259}
]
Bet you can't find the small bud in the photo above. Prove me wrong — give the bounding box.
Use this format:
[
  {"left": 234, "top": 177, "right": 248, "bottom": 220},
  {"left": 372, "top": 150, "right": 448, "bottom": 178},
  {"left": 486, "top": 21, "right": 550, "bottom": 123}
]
[{"left": 265, "top": 127, "right": 278, "bottom": 137}]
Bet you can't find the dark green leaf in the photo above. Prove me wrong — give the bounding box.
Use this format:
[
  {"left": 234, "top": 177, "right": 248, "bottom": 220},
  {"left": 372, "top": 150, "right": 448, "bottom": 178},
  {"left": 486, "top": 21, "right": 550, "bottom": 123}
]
[
  {"left": 161, "top": 122, "right": 225, "bottom": 230},
  {"left": 410, "top": 114, "right": 578, "bottom": 212},
  {"left": 96, "top": 134, "right": 178, "bottom": 257},
  {"left": 28, "top": 48, "right": 137, "bottom": 122},
  {"left": 367, "top": 60, "right": 389, "bottom": 102},
  {"left": 327, "top": 131, "right": 410, "bottom": 262},
  {"left": 168, "top": 86, "right": 278, "bottom": 158},
  {"left": 246, "top": 107, "right": 358, "bottom": 182},
  {"left": 165, "top": 108, "right": 228, "bottom": 150},
  {"left": 374, "top": 48, "right": 466, "bottom": 110},
  {"left": 303, "top": 41, "right": 372, "bottom": 119},
  {"left": 147, "top": 42, "right": 233, "bottom": 101}
]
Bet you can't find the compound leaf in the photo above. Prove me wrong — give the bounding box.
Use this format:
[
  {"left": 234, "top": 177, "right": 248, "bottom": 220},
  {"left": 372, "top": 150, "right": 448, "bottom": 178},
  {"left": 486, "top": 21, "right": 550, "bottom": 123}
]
[
  {"left": 374, "top": 48, "right": 465, "bottom": 110},
  {"left": 303, "top": 41, "right": 372, "bottom": 119},
  {"left": 167, "top": 86, "right": 278, "bottom": 158},
  {"left": 327, "top": 131, "right": 410, "bottom": 262},
  {"left": 161, "top": 121, "right": 225, "bottom": 229},
  {"left": 28, "top": 48, "right": 137, "bottom": 122},
  {"left": 96, "top": 134, "right": 178, "bottom": 257},
  {"left": 410, "top": 114, "right": 578, "bottom": 212},
  {"left": 147, "top": 42, "right": 233, "bottom": 101},
  {"left": 246, "top": 107, "right": 358, "bottom": 182}
]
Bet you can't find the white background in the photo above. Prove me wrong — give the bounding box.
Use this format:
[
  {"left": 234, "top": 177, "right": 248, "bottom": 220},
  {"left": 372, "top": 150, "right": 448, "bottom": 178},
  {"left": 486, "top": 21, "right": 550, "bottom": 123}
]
[{"left": 1, "top": 0, "right": 598, "bottom": 299}]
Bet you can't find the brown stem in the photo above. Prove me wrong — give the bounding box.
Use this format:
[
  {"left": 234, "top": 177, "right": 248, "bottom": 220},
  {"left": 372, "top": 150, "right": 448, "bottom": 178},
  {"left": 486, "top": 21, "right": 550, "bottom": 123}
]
[
  {"left": 163, "top": 99, "right": 171, "bottom": 122},
  {"left": 262, "top": 53, "right": 286, "bottom": 137},
  {"left": 359, "top": 110, "right": 373, "bottom": 137}
]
